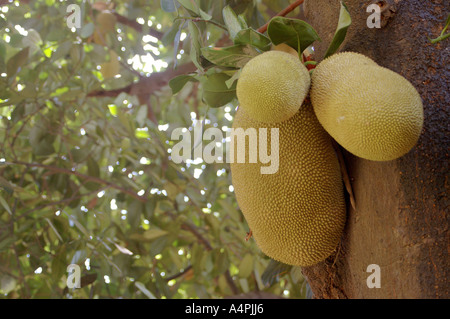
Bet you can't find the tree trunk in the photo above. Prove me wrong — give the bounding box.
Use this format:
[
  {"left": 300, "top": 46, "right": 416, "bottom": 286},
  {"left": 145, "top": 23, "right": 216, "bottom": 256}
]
[{"left": 301, "top": 0, "right": 449, "bottom": 299}]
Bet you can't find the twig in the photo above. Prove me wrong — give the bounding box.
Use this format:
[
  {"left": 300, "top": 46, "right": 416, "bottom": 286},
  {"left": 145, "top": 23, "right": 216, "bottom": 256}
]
[
  {"left": 165, "top": 210, "right": 239, "bottom": 294},
  {"left": 175, "top": 16, "right": 227, "bottom": 31},
  {"left": 87, "top": 62, "right": 196, "bottom": 98},
  {"left": 9, "top": 169, "right": 30, "bottom": 298},
  {"left": 166, "top": 210, "right": 213, "bottom": 250},
  {"left": 164, "top": 265, "right": 192, "bottom": 281},
  {"left": 257, "top": 0, "right": 305, "bottom": 34},
  {"left": 332, "top": 140, "right": 356, "bottom": 210},
  {"left": 16, "top": 188, "right": 103, "bottom": 221}
]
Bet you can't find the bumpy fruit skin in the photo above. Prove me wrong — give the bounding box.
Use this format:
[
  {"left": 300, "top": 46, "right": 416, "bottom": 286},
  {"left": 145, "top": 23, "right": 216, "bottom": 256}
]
[
  {"left": 236, "top": 51, "right": 310, "bottom": 123},
  {"left": 315, "top": 51, "right": 378, "bottom": 70},
  {"left": 230, "top": 103, "right": 346, "bottom": 266},
  {"left": 273, "top": 43, "right": 298, "bottom": 58},
  {"left": 311, "top": 52, "right": 423, "bottom": 161}
]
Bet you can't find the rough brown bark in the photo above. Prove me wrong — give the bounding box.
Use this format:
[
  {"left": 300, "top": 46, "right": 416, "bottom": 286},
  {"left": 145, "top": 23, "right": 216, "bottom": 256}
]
[{"left": 301, "top": 0, "right": 449, "bottom": 299}]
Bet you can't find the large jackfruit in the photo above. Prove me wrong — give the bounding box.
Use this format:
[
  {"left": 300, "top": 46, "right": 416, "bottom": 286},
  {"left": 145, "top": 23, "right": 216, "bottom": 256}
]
[
  {"left": 311, "top": 52, "right": 423, "bottom": 161},
  {"left": 230, "top": 103, "right": 346, "bottom": 266},
  {"left": 236, "top": 50, "right": 310, "bottom": 124}
]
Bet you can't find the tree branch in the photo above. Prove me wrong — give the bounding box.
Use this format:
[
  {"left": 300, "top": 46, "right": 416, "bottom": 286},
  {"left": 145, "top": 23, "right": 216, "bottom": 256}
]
[
  {"left": 257, "top": 0, "right": 305, "bottom": 34},
  {"left": 16, "top": 188, "right": 103, "bottom": 221},
  {"left": 87, "top": 62, "right": 196, "bottom": 98},
  {"left": 0, "top": 0, "right": 29, "bottom": 6},
  {"left": 164, "top": 265, "right": 193, "bottom": 281},
  {"left": 165, "top": 210, "right": 240, "bottom": 295},
  {"left": 86, "top": 2, "right": 303, "bottom": 105}
]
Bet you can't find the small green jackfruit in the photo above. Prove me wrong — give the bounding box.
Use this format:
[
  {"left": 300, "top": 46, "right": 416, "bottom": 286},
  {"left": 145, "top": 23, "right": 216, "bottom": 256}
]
[
  {"left": 236, "top": 50, "right": 310, "bottom": 123},
  {"left": 311, "top": 52, "right": 423, "bottom": 161}
]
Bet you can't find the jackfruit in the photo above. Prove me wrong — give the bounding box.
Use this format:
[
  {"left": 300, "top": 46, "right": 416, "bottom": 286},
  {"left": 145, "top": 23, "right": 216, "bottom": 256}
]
[
  {"left": 273, "top": 43, "right": 299, "bottom": 58},
  {"left": 230, "top": 103, "right": 346, "bottom": 266},
  {"left": 311, "top": 52, "right": 423, "bottom": 161},
  {"left": 314, "top": 51, "right": 377, "bottom": 70},
  {"left": 236, "top": 50, "right": 310, "bottom": 123}
]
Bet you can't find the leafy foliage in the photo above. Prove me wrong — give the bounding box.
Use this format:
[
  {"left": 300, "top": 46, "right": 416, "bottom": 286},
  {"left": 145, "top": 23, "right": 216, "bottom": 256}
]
[
  {"left": 323, "top": 1, "right": 351, "bottom": 59},
  {"left": 0, "top": 0, "right": 349, "bottom": 299}
]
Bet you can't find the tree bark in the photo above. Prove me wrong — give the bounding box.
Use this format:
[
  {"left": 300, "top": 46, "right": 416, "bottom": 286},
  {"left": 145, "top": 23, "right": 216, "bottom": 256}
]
[{"left": 301, "top": 0, "right": 449, "bottom": 299}]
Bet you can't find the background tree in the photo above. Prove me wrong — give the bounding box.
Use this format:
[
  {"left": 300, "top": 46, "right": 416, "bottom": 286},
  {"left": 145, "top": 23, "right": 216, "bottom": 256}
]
[
  {"left": 0, "top": 0, "right": 447, "bottom": 299},
  {"left": 0, "top": 0, "right": 311, "bottom": 299}
]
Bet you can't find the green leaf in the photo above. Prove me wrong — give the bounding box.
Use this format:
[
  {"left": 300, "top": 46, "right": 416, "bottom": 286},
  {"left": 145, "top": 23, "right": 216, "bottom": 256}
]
[
  {"left": 150, "top": 236, "right": 169, "bottom": 256},
  {"left": 128, "top": 200, "right": 143, "bottom": 230},
  {"left": 6, "top": 47, "right": 29, "bottom": 78},
  {"left": 177, "top": 0, "right": 199, "bottom": 15},
  {"left": 70, "top": 249, "right": 87, "bottom": 265},
  {"left": 169, "top": 74, "right": 198, "bottom": 94},
  {"left": 224, "top": 69, "right": 241, "bottom": 89},
  {"left": 237, "top": 14, "right": 248, "bottom": 29},
  {"left": 0, "top": 237, "right": 15, "bottom": 252},
  {"left": 201, "top": 72, "right": 237, "bottom": 108},
  {"left": 234, "top": 28, "right": 271, "bottom": 51},
  {"left": 191, "top": 243, "right": 205, "bottom": 274},
  {"left": 222, "top": 5, "right": 243, "bottom": 40},
  {"left": 201, "top": 44, "right": 259, "bottom": 69},
  {"left": 51, "top": 41, "right": 72, "bottom": 61},
  {"left": 69, "top": 148, "right": 88, "bottom": 163},
  {"left": 50, "top": 86, "right": 69, "bottom": 97},
  {"left": 290, "top": 266, "right": 304, "bottom": 284},
  {"left": 136, "top": 104, "right": 148, "bottom": 127},
  {"left": 51, "top": 244, "right": 67, "bottom": 280},
  {"left": 161, "top": 19, "right": 183, "bottom": 46},
  {"left": 130, "top": 229, "right": 168, "bottom": 242},
  {"left": 68, "top": 216, "right": 90, "bottom": 238},
  {"left": 0, "top": 15, "right": 6, "bottom": 29},
  {"left": 22, "top": 29, "right": 42, "bottom": 53},
  {"left": 1, "top": 275, "right": 16, "bottom": 294},
  {"left": 213, "top": 248, "right": 229, "bottom": 276},
  {"left": 188, "top": 21, "right": 203, "bottom": 70},
  {"left": 199, "top": 8, "right": 212, "bottom": 21},
  {"left": 172, "top": 21, "right": 184, "bottom": 68},
  {"left": 79, "top": 22, "right": 95, "bottom": 39},
  {"left": 267, "top": 16, "right": 320, "bottom": 54},
  {"left": 238, "top": 253, "right": 254, "bottom": 278},
  {"left": 0, "top": 41, "right": 6, "bottom": 64},
  {"left": 46, "top": 217, "right": 63, "bottom": 242},
  {"left": 0, "top": 194, "right": 12, "bottom": 215},
  {"left": 108, "top": 104, "right": 117, "bottom": 117},
  {"left": 323, "top": 2, "right": 351, "bottom": 59},
  {"left": 135, "top": 281, "right": 156, "bottom": 299},
  {"left": 261, "top": 259, "right": 291, "bottom": 286},
  {"left": 135, "top": 128, "right": 150, "bottom": 139},
  {"left": 80, "top": 273, "right": 98, "bottom": 288},
  {"left": 160, "top": 0, "right": 180, "bottom": 12},
  {"left": 0, "top": 176, "right": 15, "bottom": 194},
  {"left": 87, "top": 156, "right": 100, "bottom": 178}
]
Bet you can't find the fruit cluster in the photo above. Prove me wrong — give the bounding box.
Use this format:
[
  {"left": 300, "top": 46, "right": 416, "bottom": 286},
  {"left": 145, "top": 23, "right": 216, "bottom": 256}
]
[{"left": 230, "top": 49, "right": 423, "bottom": 266}]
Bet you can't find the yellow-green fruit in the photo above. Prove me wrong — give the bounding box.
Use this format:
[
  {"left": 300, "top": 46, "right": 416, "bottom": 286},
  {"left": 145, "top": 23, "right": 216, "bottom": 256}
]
[
  {"left": 315, "top": 51, "right": 378, "bottom": 70},
  {"left": 236, "top": 50, "right": 310, "bottom": 123},
  {"left": 273, "top": 43, "right": 298, "bottom": 58},
  {"left": 230, "top": 103, "right": 346, "bottom": 266},
  {"left": 311, "top": 53, "right": 423, "bottom": 161}
]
